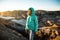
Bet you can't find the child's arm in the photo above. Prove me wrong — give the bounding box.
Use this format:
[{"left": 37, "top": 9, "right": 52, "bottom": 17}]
[
  {"left": 34, "top": 16, "right": 38, "bottom": 32},
  {"left": 25, "top": 17, "right": 28, "bottom": 30}
]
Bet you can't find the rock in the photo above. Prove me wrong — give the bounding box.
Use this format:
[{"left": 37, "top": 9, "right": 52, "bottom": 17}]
[
  {"left": 0, "top": 23, "right": 27, "bottom": 40},
  {"left": 35, "top": 27, "right": 60, "bottom": 40}
]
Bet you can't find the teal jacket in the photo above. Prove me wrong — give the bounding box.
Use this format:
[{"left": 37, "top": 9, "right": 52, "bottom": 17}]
[{"left": 25, "top": 7, "right": 38, "bottom": 32}]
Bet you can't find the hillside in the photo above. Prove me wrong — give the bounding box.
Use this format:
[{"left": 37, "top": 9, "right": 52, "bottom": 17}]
[{"left": 0, "top": 10, "right": 60, "bottom": 40}]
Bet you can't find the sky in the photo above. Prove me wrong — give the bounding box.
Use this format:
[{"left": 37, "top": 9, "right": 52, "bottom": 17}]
[{"left": 0, "top": 0, "right": 60, "bottom": 12}]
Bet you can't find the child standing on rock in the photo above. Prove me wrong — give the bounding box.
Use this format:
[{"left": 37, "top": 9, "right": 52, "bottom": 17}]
[{"left": 25, "top": 7, "right": 38, "bottom": 40}]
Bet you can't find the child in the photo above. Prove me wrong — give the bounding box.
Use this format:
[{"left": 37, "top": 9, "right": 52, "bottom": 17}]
[{"left": 25, "top": 7, "right": 38, "bottom": 40}]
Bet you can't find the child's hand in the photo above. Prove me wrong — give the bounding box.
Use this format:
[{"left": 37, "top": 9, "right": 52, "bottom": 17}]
[{"left": 25, "top": 29, "right": 28, "bottom": 33}]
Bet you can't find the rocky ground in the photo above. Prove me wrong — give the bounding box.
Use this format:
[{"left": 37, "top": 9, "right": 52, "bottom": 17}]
[
  {"left": 0, "top": 12, "right": 60, "bottom": 40},
  {"left": 35, "top": 27, "right": 60, "bottom": 40},
  {"left": 0, "top": 23, "right": 27, "bottom": 40},
  {"left": 0, "top": 19, "right": 60, "bottom": 40}
]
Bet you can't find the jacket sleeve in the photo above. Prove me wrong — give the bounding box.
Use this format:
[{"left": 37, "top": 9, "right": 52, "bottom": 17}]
[
  {"left": 25, "top": 17, "right": 28, "bottom": 30},
  {"left": 34, "top": 16, "right": 38, "bottom": 32}
]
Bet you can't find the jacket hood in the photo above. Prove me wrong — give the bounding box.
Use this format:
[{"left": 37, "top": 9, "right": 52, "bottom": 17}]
[{"left": 28, "top": 7, "right": 35, "bottom": 16}]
